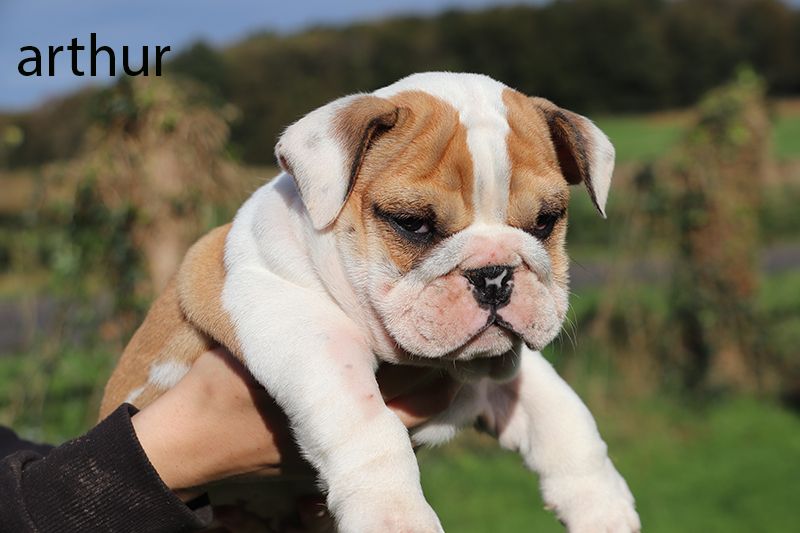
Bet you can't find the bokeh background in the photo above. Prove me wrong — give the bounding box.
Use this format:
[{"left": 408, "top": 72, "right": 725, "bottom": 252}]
[{"left": 1, "top": 0, "right": 799, "bottom": 531}]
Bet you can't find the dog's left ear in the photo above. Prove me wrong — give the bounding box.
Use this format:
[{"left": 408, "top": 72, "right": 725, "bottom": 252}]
[
  {"left": 531, "top": 97, "right": 615, "bottom": 217},
  {"left": 276, "top": 94, "right": 400, "bottom": 230}
]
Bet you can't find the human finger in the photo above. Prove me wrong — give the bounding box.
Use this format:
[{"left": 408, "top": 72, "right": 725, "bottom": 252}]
[{"left": 387, "top": 374, "right": 463, "bottom": 428}]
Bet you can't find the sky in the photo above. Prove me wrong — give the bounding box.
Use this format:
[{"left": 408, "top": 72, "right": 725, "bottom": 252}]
[
  {"left": 3, "top": 0, "right": 799, "bottom": 112},
  {"left": 0, "top": 0, "right": 541, "bottom": 112}
]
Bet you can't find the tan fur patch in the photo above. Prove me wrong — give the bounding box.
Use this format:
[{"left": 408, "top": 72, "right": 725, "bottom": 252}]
[
  {"left": 177, "top": 224, "right": 242, "bottom": 357},
  {"left": 528, "top": 96, "right": 593, "bottom": 187},
  {"left": 334, "top": 95, "right": 400, "bottom": 201},
  {"left": 99, "top": 277, "right": 210, "bottom": 418},
  {"left": 100, "top": 224, "right": 236, "bottom": 419},
  {"left": 503, "top": 89, "right": 572, "bottom": 286},
  {"left": 339, "top": 91, "right": 475, "bottom": 272}
]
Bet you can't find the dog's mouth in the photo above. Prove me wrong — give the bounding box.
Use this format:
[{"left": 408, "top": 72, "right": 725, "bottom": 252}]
[
  {"left": 469, "top": 309, "right": 516, "bottom": 339},
  {"left": 439, "top": 309, "right": 521, "bottom": 360}
]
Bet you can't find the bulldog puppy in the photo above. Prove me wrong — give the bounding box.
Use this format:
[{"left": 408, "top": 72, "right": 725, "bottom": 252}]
[{"left": 101, "top": 72, "right": 640, "bottom": 532}]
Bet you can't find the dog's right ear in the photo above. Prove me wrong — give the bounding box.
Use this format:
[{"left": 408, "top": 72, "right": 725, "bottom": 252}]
[
  {"left": 530, "top": 97, "right": 615, "bottom": 218},
  {"left": 275, "top": 94, "right": 400, "bottom": 230}
]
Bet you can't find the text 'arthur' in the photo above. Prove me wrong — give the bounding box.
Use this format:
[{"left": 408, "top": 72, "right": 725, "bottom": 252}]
[{"left": 18, "top": 33, "right": 171, "bottom": 77}]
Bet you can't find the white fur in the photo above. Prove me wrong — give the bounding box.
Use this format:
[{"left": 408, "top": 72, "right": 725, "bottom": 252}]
[
  {"left": 412, "top": 346, "right": 639, "bottom": 531},
  {"left": 275, "top": 94, "right": 361, "bottom": 230},
  {"left": 214, "top": 73, "right": 637, "bottom": 532},
  {"left": 124, "top": 385, "right": 145, "bottom": 405},
  {"left": 147, "top": 361, "right": 190, "bottom": 389},
  {"left": 584, "top": 118, "right": 616, "bottom": 217}
]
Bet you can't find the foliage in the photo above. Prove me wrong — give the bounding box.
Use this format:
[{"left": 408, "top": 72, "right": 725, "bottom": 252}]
[
  {"left": 81, "top": 76, "right": 244, "bottom": 293},
  {"left": 0, "top": 345, "right": 115, "bottom": 443},
  {"left": 194, "top": 0, "right": 800, "bottom": 165},
  {"left": 1, "top": 88, "right": 97, "bottom": 168},
  {"left": 0, "top": 78, "right": 255, "bottom": 437},
  {"left": 650, "top": 69, "right": 770, "bottom": 391}
]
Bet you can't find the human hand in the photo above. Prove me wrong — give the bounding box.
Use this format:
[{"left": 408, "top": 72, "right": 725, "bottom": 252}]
[{"left": 131, "top": 347, "right": 461, "bottom": 498}]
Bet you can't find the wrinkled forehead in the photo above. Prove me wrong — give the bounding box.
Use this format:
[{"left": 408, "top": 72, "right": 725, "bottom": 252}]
[{"left": 371, "top": 74, "right": 564, "bottom": 222}]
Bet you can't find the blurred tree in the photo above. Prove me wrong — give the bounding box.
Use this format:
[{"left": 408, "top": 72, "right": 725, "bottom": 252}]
[
  {"left": 79, "top": 77, "right": 242, "bottom": 299},
  {"left": 199, "top": 0, "right": 800, "bottom": 164},
  {"left": 736, "top": 0, "right": 797, "bottom": 94},
  {"left": 645, "top": 69, "right": 772, "bottom": 391},
  {"left": 4, "top": 89, "right": 98, "bottom": 168},
  {"left": 662, "top": 0, "right": 742, "bottom": 107},
  {"left": 169, "top": 41, "right": 230, "bottom": 97},
  {"left": 0, "top": 124, "right": 24, "bottom": 169}
]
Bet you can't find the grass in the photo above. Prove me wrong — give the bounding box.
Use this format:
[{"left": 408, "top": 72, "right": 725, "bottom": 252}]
[
  {"left": 0, "top": 344, "right": 115, "bottom": 442},
  {"left": 775, "top": 115, "right": 800, "bottom": 160},
  {"left": 419, "top": 396, "right": 800, "bottom": 532},
  {"left": 595, "top": 113, "right": 688, "bottom": 162},
  {"left": 595, "top": 99, "right": 800, "bottom": 163},
  {"left": 774, "top": 100, "right": 800, "bottom": 160}
]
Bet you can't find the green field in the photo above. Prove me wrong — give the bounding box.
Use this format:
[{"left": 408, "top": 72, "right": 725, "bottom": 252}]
[
  {"left": 420, "top": 396, "right": 800, "bottom": 532},
  {"left": 774, "top": 113, "right": 800, "bottom": 160},
  {"left": 596, "top": 101, "right": 800, "bottom": 162},
  {"left": 595, "top": 114, "right": 688, "bottom": 162}
]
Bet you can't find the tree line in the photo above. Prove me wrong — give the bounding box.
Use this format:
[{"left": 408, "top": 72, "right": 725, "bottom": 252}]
[{"left": 4, "top": 0, "right": 799, "bottom": 167}]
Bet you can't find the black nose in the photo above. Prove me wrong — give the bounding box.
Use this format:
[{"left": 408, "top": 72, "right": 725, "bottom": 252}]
[{"left": 463, "top": 265, "right": 514, "bottom": 308}]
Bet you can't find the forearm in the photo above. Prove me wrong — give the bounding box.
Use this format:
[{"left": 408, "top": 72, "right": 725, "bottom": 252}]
[
  {"left": 0, "top": 404, "right": 211, "bottom": 533},
  {"left": 498, "top": 350, "right": 608, "bottom": 477}
]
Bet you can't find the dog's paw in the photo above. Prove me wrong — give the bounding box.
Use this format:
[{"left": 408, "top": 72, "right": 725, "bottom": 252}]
[
  {"left": 541, "top": 459, "right": 640, "bottom": 533},
  {"left": 333, "top": 492, "right": 444, "bottom": 533}
]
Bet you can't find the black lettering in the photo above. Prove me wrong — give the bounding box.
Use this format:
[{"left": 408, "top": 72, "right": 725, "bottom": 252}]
[
  {"left": 122, "top": 46, "right": 147, "bottom": 76},
  {"left": 18, "top": 38, "right": 173, "bottom": 79},
  {"left": 18, "top": 46, "right": 42, "bottom": 76},
  {"left": 47, "top": 46, "right": 63, "bottom": 76},
  {"left": 155, "top": 46, "right": 170, "bottom": 76},
  {"left": 90, "top": 33, "right": 115, "bottom": 76},
  {"left": 67, "top": 37, "right": 84, "bottom": 76}
]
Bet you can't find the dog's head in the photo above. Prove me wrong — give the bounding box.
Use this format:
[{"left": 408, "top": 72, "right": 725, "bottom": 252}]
[{"left": 276, "top": 73, "right": 613, "bottom": 361}]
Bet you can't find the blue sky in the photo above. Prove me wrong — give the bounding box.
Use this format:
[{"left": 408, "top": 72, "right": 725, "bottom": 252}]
[
  {"left": 0, "top": 0, "right": 540, "bottom": 111},
  {"left": 2, "top": 0, "right": 799, "bottom": 112}
]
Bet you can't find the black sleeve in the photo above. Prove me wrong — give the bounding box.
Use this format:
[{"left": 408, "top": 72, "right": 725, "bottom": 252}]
[
  {"left": 0, "top": 427, "right": 54, "bottom": 459},
  {"left": 0, "top": 404, "right": 212, "bottom": 533}
]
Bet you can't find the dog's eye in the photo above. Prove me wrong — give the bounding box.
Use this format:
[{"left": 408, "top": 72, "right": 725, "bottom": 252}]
[
  {"left": 373, "top": 205, "right": 437, "bottom": 243},
  {"left": 392, "top": 215, "right": 432, "bottom": 236},
  {"left": 530, "top": 211, "right": 561, "bottom": 240}
]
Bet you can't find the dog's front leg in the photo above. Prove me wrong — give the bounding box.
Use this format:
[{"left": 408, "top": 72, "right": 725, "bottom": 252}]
[
  {"left": 222, "top": 266, "right": 442, "bottom": 533},
  {"left": 482, "top": 347, "right": 640, "bottom": 532}
]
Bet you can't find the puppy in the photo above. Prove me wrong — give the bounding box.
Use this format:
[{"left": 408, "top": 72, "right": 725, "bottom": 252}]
[{"left": 101, "top": 72, "right": 640, "bottom": 532}]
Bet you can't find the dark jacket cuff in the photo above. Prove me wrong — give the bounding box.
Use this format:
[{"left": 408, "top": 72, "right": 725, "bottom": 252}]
[{"left": 1, "top": 403, "right": 211, "bottom": 532}]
